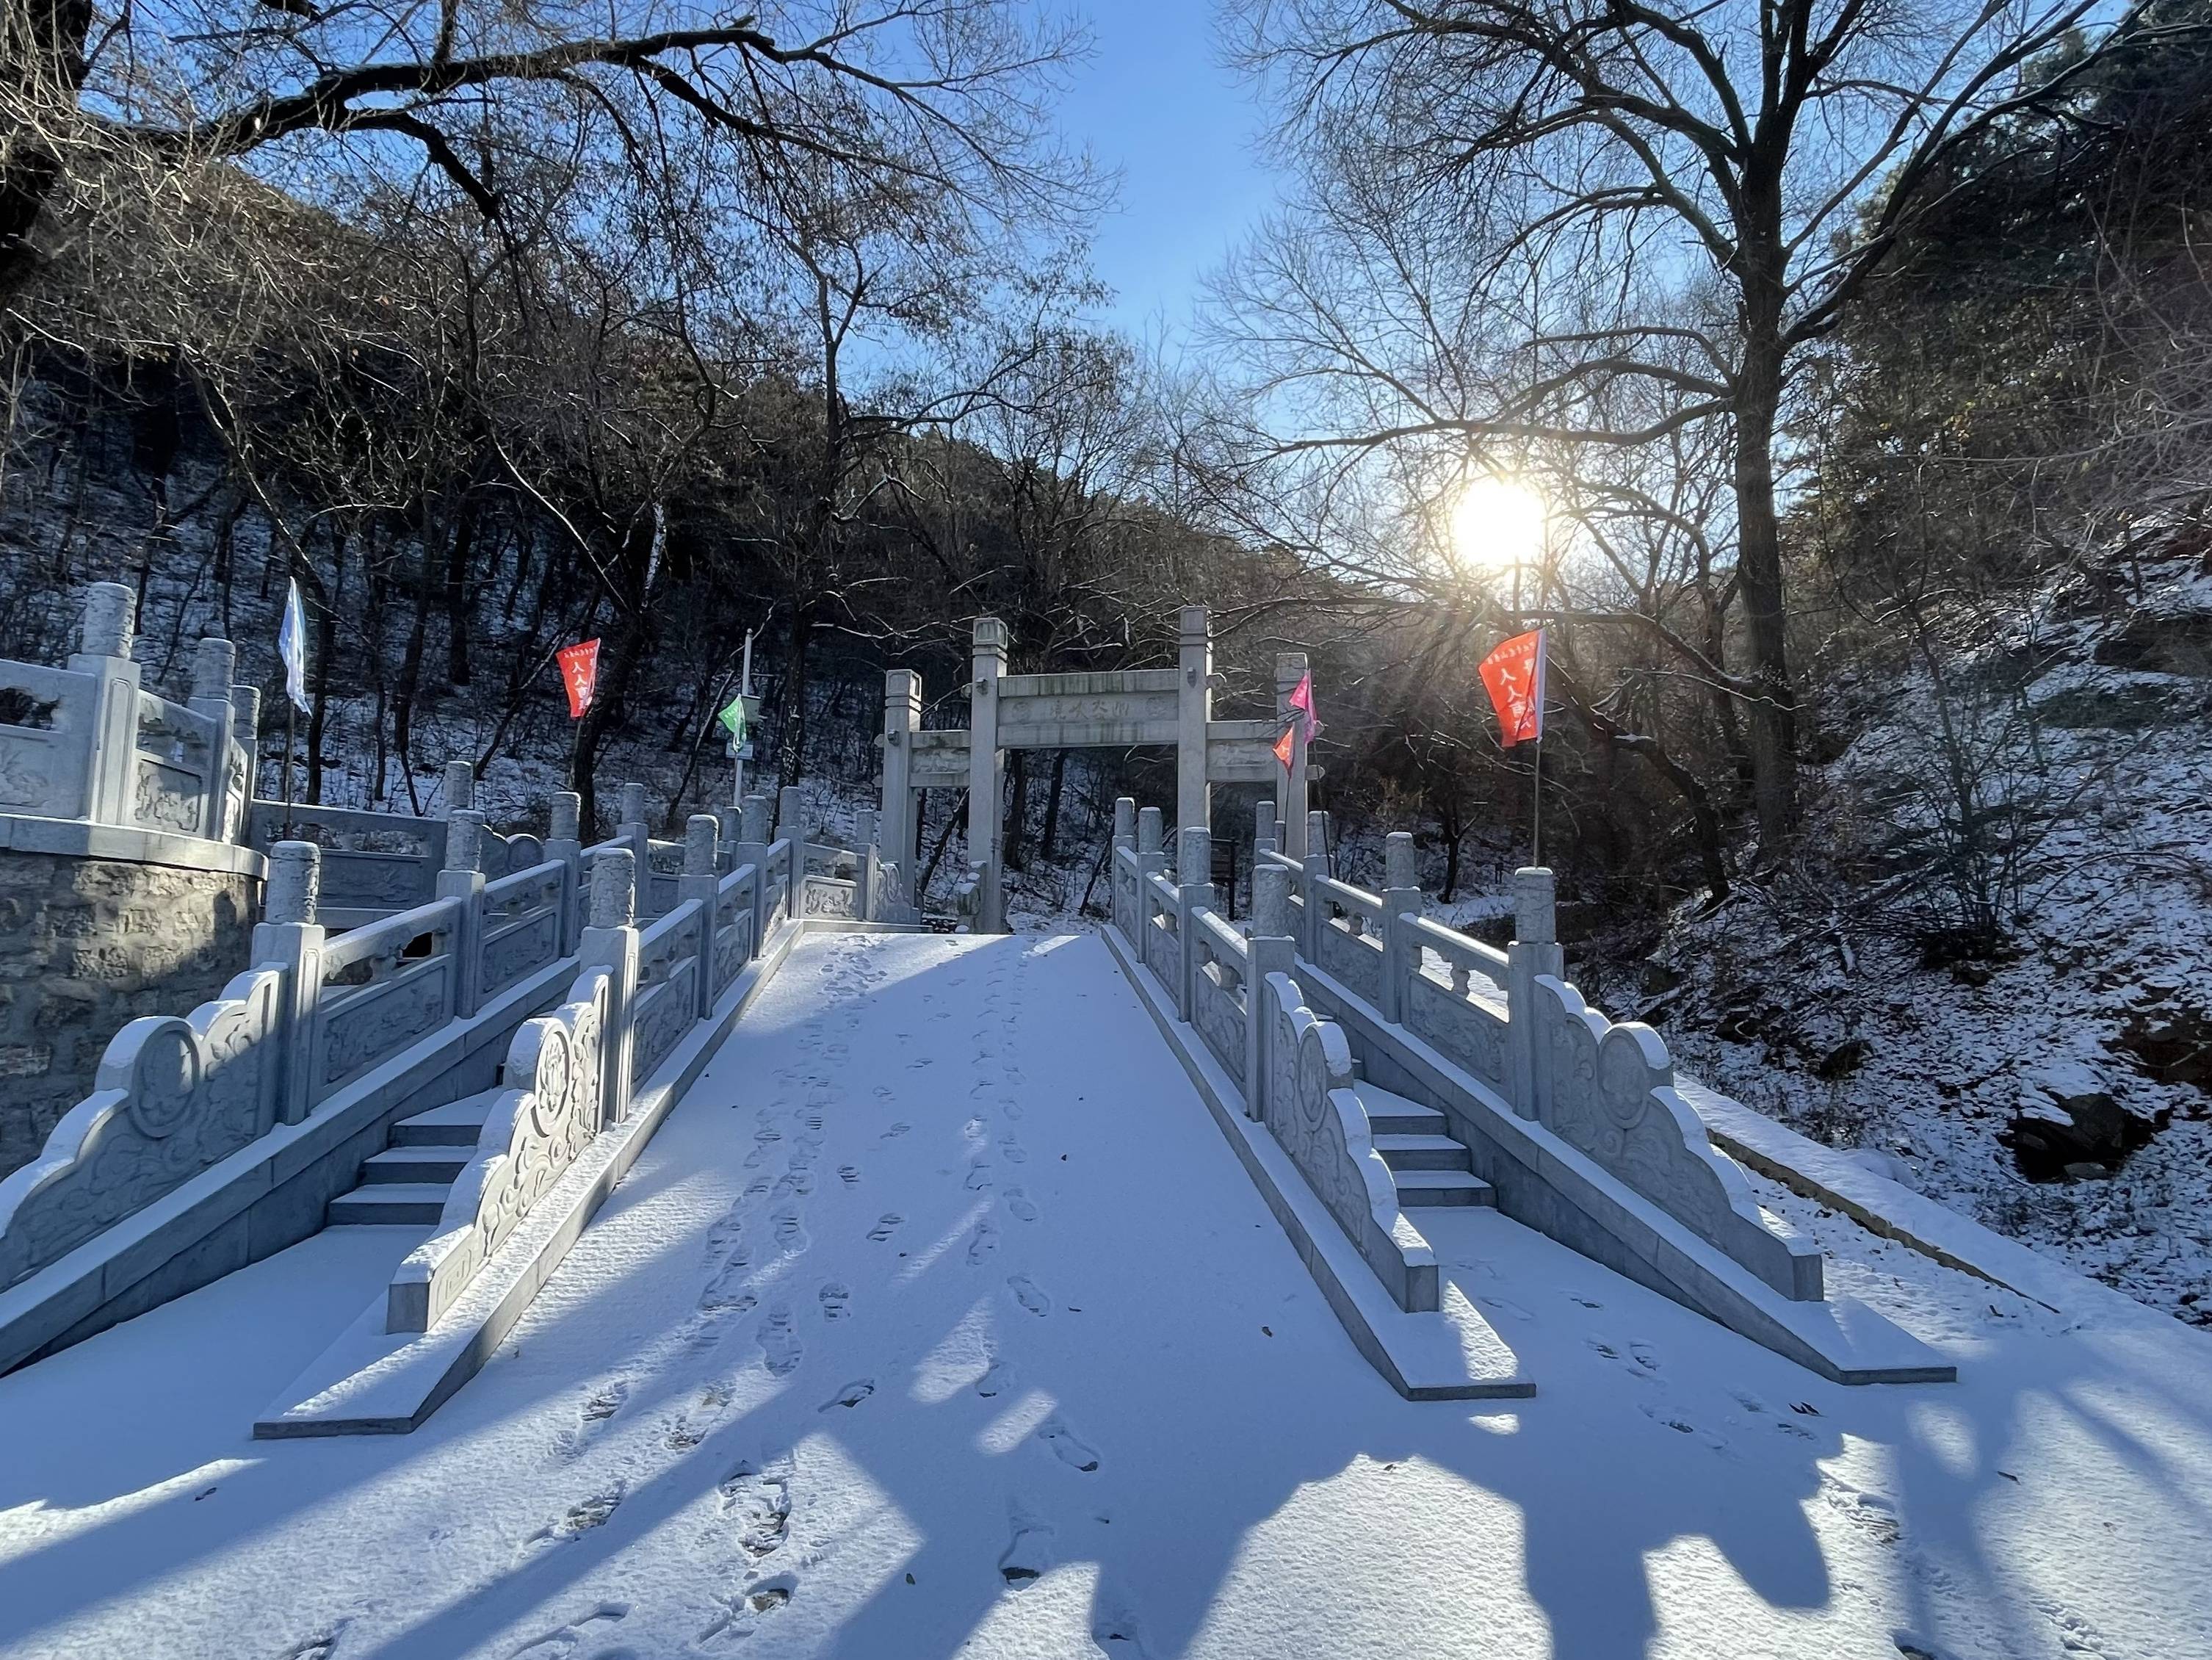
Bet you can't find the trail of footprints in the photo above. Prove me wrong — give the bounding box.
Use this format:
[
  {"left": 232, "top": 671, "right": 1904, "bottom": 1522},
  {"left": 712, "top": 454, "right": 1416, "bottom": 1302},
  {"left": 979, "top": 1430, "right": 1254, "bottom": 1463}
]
[{"left": 512, "top": 939, "right": 1119, "bottom": 1644}]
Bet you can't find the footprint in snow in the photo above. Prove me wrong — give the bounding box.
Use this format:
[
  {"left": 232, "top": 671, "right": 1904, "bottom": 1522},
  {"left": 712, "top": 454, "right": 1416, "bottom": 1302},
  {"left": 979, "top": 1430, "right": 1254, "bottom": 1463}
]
[
  {"left": 505, "top": 1601, "right": 632, "bottom": 1659},
  {"left": 965, "top": 1163, "right": 994, "bottom": 1191},
  {"left": 1478, "top": 1295, "right": 1533, "bottom": 1323},
  {"left": 1000, "top": 1506, "right": 1055, "bottom": 1585},
  {"left": 976, "top": 1358, "right": 1012, "bottom": 1399},
  {"left": 666, "top": 1385, "right": 733, "bottom": 1450},
  {"left": 519, "top": 1482, "right": 626, "bottom": 1556},
  {"left": 820, "top": 1377, "right": 875, "bottom": 1411},
  {"left": 1000, "top": 1136, "right": 1028, "bottom": 1164},
  {"left": 1036, "top": 1415, "right": 1102, "bottom": 1472},
  {"left": 1003, "top": 1188, "right": 1039, "bottom": 1222},
  {"left": 968, "top": 1220, "right": 1002, "bottom": 1264},
  {"left": 772, "top": 1208, "right": 809, "bottom": 1251},
  {"left": 759, "top": 1307, "right": 804, "bottom": 1376},
  {"left": 880, "top": 1122, "right": 911, "bottom": 1141},
  {"left": 818, "top": 1282, "right": 851, "bottom": 1321},
  {"left": 718, "top": 1459, "right": 792, "bottom": 1556},
  {"left": 1629, "top": 1342, "right": 1661, "bottom": 1373},
  {"left": 1006, "top": 1274, "right": 1051, "bottom": 1317},
  {"left": 698, "top": 1260, "right": 757, "bottom": 1313},
  {"left": 867, "top": 1213, "right": 904, "bottom": 1243},
  {"left": 838, "top": 1165, "right": 861, "bottom": 1186}
]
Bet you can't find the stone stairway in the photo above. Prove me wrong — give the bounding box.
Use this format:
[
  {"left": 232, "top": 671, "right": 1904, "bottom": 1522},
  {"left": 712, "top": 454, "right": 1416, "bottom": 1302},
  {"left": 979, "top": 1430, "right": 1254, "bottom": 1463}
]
[
  {"left": 1353, "top": 1080, "right": 1495, "bottom": 1210},
  {"left": 325, "top": 1093, "right": 496, "bottom": 1227}
]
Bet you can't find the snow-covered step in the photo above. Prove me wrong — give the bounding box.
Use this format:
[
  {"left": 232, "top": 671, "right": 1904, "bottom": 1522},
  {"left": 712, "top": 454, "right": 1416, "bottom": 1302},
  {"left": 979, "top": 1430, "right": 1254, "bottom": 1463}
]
[
  {"left": 360, "top": 1145, "right": 474, "bottom": 1186},
  {"left": 328, "top": 1184, "right": 450, "bottom": 1227},
  {"left": 1372, "top": 1133, "right": 1472, "bottom": 1173},
  {"left": 1353, "top": 1080, "right": 1447, "bottom": 1137},
  {"left": 1392, "top": 1169, "right": 1495, "bottom": 1208},
  {"left": 390, "top": 1094, "right": 496, "bottom": 1147}
]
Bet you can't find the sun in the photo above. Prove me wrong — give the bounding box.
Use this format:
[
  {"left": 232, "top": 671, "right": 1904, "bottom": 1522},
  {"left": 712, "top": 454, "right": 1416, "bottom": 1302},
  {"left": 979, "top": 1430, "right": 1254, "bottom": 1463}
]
[{"left": 1448, "top": 475, "right": 1547, "bottom": 571}]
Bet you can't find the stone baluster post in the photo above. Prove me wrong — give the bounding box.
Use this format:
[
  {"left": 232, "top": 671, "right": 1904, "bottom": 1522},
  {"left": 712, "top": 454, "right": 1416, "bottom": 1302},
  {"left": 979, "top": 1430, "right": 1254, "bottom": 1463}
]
[
  {"left": 1177, "top": 605, "right": 1212, "bottom": 836},
  {"left": 617, "top": 782, "right": 650, "bottom": 918},
  {"left": 438, "top": 809, "right": 488, "bottom": 1019},
  {"left": 1174, "top": 824, "right": 1215, "bottom": 1022},
  {"left": 881, "top": 668, "right": 921, "bottom": 875},
  {"left": 1135, "top": 806, "right": 1167, "bottom": 957},
  {"left": 1110, "top": 797, "right": 1136, "bottom": 937},
  {"left": 1301, "top": 809, "right": 1331, "bottom": 961},
  {"left": 679, "top": 814, "right": 720, "bottom": 1015},
  {"left": 441, "top": 759, "right": 474, "bottom": 815},
  {"left": 226, "top": 683, "right": 260, "bottom": 842},
  {"left": 546, "top": 792, "right": 584, "bottom": 953},
  {"left": 578, "top": 849, "right": 641, "bottom": 1128},
  {"left": 187, "top": 636, "right": 237, "bottom": 841},
  {"left": 1380, "top": 831, "right": 1423, "bottom": 1023},
  {"left": 967, "top": 616, "right": 1008, "bottom": 934},
  {"left": 1254, "top": 800, "right": 1277, "bottom": 860},
  {"left": 1247, "top": 865, "right": 1297, "bottom": 1122},
  {"left": 1276, "top": 652, "right": 1310, "bottom": 861},
  {"left": 252, "top": 840, "right": 326, "bottom": 1126},
  {"left": 737, "top": 792, "right": 772, "bottom": 950},
  {"left": 1506, "top": 867, "right": 1565, "bottom": 1121},
  {"left": 853, "top": 806, "right": 879, "bottom": 919},
  {"left": 68, "top": 582, "right": 143, "bottom": 826}
]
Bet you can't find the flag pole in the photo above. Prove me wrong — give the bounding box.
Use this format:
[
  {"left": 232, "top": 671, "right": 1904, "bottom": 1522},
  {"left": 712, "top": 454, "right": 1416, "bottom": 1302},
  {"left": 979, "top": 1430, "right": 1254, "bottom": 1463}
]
[
  {"left": 283, "top": 699, "right": 296, "bottom": 841},
  {"left": 1529, "top": 736, "right": 1541, "bottom": 869}
]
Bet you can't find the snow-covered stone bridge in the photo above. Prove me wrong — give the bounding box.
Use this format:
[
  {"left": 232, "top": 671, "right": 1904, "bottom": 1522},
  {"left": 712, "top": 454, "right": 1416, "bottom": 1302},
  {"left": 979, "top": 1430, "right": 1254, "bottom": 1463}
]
[{"left": 4, "top": 924, "right": 2211, "bottom": 1660}]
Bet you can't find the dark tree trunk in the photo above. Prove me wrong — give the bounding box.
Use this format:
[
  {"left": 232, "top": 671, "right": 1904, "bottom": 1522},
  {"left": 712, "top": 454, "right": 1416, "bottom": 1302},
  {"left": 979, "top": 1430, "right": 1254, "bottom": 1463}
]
[
  {"left": 303, "top": 529, "right": 344, "bottom": 805},
  {"left": 1005, "top": 749, "right": 1029, "bottom": 871},
  {"left": 391, "top": 533, "right": 436, "bottom": 800},
  {"left": 571, "top": 598, "right": 650, "bottom": 836},
  {"left": 444, "top": 499, "right": 477, "bottom": 687},
  {"left": 0, "top": 0, "right": 94, "bottom": 300},
  {"left": 1732, "top": 250, "right": 1799, "bottom": 848},
  {"left": 1040, "top": 749, "right": 1068, "bottom": 862}
]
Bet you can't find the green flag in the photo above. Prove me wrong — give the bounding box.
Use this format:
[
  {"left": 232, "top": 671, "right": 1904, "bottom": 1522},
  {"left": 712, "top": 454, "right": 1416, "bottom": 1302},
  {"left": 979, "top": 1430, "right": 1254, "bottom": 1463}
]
[{"left": 716, "top": 695, "right": 748, "bottom": 741}]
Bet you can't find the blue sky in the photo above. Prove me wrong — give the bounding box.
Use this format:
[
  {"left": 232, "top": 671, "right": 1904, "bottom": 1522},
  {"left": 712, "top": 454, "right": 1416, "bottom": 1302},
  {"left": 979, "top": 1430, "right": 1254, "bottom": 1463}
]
[{"left": 1052, "top": 1, "right": 1282, "bottom": 342}]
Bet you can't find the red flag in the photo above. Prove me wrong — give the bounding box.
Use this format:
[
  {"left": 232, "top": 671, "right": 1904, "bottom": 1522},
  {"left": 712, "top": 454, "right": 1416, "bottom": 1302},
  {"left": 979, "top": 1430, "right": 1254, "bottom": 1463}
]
[
  {"left": 1288, "top": 670, "right": 1318, "bottom": 739},
  {"left": 1273, "top": 726, "right": 1296, "bottom": 768},
  {"left": 1478, "top": 629, "right": 1546, "bottom": 746},
  {"left": 557, "top": 638, "right": 601, "bottom": 719}
]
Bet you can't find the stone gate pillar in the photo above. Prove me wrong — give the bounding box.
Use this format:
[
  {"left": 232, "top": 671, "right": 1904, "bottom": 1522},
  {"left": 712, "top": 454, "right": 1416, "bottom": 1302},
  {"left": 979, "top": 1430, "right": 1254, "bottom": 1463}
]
[
  {"left": 967, "top": 617, "right": 1008, "bottom": 934},
  {"left": 1178, "top": 605, "right": 1212, "bottom": 835},
  {"left": 881, "top": 668, "right": 921, "bottom": 873},
  {"left": 68, "top": 582, "right": 143, "bottom": 826}
]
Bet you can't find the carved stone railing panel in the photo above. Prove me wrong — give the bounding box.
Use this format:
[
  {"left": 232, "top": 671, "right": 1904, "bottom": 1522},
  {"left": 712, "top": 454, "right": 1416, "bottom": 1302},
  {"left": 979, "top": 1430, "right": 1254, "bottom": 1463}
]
[
  {"left": 1316, "top": 917, "right": 1384, "bottom": 1001},
  {"left": 1405, "top": 972, "right": 1509, "bottom": 1091},
  {"left": 0, "top": 663, "right": 97, "bottom": 819},
  {"left": 629, "top": 966, "right": 696, "bottom": 1084},
  {"left": 479, "top": 861, "right": 565, "bottom": 997},
  {"left": 1259, "top": 970, "right": 1433, "bottom": 1313},
  {"left": 309, "top": 899, "right": 460, "bottom": 1103},
  {"left": 803, "top": 876, "right": 858, "bottom": 919},
  {"left": 388, "top": 970, "right": 610, "bottom": 1332},
  {"left": 712, "top": 866, "right": 757, "bottom": 995},
  {"left": 1533, "top": 975, "right": 1821, "bottom": 1301},
  {"left": 0, "top": 965, "right": 284, "bottom": 1288},
  {"left": 1188, "top": 909, "right": 1248, "bottom": 1083}
]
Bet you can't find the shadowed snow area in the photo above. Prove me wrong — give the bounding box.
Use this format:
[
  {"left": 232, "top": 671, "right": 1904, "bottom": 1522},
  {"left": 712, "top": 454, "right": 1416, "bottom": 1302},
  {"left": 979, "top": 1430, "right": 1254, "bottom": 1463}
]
[{"left": 2, "top": 932, "right": 2209, "bottom": 1659}]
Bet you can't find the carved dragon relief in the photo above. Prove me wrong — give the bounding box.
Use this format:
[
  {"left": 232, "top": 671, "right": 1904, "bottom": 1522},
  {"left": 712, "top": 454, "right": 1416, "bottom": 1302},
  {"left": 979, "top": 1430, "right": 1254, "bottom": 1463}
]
[
  {"left": 391, "top": 970, "right": 610, "bottom": 1332},
  {"left": 0, "top": 967, "right": 284, "bottom": 1288}
]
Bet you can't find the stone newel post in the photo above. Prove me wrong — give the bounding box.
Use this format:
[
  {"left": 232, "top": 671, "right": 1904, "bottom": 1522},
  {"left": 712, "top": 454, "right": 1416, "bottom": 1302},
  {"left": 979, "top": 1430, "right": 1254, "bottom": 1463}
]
[
  {"left": 1177, "top": 605, "right": 1212, "bottom": 836},
  {"left": 1505, "top": 867, "right": 1565, "bottom": 1120},
  {"left": 1174, "top": 824, "right": 1215, "bottom": 1022},
  {"left": 442, "top": 759, "right": 474, "bottom": 815},
  {"left": 1381, "top": 831, "right": 1423, "bottom": 1022},
  {"left": 225, "top": 682, "right": 260, "bottom": 842},
  {"left": 853, "top": 807, "right": 880, "bottom": 920},
  {"left": 1300, "top": 809, "right": 1331, "bottom": 960},
  {"left": 253, "top": 840, "right": 326, "bottom": 1126},
  {"left": 69, "top": 582, "right": 144, "bottom": 826},
  {"left": 188, "top": 636, "right": 237, "bottom": 842},
  {"left": 616, "top": 782, "right": 650, "bottom": 918},
  {"left": 966, "top": 616, "right": 1008, "bottom": 934},
  {"left": 880, "top": 668, "right": 921, "bottom": 873},
  {"left": 679, "top": 815, "right": 721, "bottom": 1015},
  {"left": 579, "top": 848, "right": 642, "bottom": 1127},
  {"left": 547, "top": 791, "right": 583, "bottom": 953},
  {"left": 1254, "top": 801, "right": 1277, "bottom": 859},
  {"left": 737, "top": 793, "right": 771, "bottom": 947},
  {"left": 1246, "top": 865, "right": 1298, "bottom": 1120},
  {"left": 438, "top": 809, "right": 488, "bottom": 1018}
]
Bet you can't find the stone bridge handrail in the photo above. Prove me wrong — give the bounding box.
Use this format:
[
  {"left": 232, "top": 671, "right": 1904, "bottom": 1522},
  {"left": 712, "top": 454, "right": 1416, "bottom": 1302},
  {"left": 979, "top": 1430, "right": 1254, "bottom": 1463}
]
[
  {"left": 1403, "top": 914, "right": 1510, "bottom": 995},
  {"left": 0, "top": 661, "right": 98, "bottom": 822}
]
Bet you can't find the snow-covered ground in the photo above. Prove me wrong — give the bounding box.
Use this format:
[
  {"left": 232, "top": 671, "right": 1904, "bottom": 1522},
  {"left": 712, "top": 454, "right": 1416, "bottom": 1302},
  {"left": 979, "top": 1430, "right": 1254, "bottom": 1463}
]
[{"left": 3, "top": 932, "right": 2211, "bottom": 1660}]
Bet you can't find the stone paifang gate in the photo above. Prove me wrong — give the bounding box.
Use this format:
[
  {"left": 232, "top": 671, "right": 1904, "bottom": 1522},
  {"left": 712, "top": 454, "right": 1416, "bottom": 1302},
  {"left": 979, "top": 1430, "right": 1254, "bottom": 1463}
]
[{"left": 878, "top": 608, "right": 1318, "bottom": 933}]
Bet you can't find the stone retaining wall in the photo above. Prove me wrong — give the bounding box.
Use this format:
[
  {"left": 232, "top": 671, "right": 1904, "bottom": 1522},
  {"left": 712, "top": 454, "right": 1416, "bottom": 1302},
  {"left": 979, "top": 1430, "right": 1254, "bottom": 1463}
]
[{"left": 0, "top": 846, "right": 259, "bottom": 1179}]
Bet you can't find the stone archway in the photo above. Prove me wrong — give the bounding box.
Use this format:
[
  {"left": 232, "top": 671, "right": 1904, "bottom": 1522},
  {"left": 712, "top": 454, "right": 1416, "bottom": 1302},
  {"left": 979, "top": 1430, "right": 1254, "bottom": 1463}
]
[{"left": 878, "top": 607, "right": 1318, "bottom": 931}]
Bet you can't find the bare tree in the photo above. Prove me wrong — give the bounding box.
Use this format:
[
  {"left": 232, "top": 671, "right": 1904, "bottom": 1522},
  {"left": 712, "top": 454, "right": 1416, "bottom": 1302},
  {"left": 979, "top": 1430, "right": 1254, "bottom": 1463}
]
[{"left": 1217, "top": 0, "right": 2200, "bottom": 848}]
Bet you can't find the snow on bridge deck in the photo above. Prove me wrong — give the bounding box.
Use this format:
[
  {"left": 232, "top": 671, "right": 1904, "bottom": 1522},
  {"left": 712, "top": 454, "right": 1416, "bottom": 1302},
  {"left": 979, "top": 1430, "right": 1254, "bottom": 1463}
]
[{"left": 2, "top": 931, "right": 2210, "bottom": 1660}]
